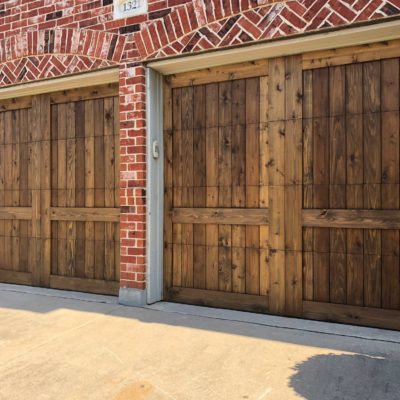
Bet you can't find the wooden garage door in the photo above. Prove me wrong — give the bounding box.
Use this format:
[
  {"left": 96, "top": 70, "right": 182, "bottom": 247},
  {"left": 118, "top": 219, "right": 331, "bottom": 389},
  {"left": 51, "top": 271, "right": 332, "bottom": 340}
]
[
  {"left": 0, "top": 84, "right": 120, "bottom": 295},
  {"left": 302, "top": 57, "right": 400, "bottom": 328},
  {"left": 163, "top": 59, "right": 301, "bottom": 314},
  {"left": 164, "top": 41, "right": 400, "bottom": 330}
]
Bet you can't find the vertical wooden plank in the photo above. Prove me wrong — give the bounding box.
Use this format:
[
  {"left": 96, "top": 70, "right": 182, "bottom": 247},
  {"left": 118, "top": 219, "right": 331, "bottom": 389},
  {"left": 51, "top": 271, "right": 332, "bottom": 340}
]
[
  {"left": 57, "top": 103, "right": 67, "bottom": 277},
  {"left": 329, "top": 65, "right": 346, "bottom": 304},
  {"left": 268, "top": 57, "right": 286, "bottom": 313},
  {"left": 104, "top": 97, "right": 116, "bottom": 281},
  {"left": 381, "top": 58, "right": 400, "bottom": 310},
  {"left": 231, "top": 79, "right": 246, "bottom": 293},
  {"left": 172, "top": 87, "right": 183, "bottom": 287},
  {"left": 19, "top": 108, "right": 30, "bottom": 273},
  {"left": 40, "top": 94, "right": 51, "bottom": 286},
  {"left": 3, "top": 112, "right": 13, "bottom": 270},
  {"left": 27, "top": 109, "right": 34, "bottom": 276},
  {"left": 363, "top": 61, "right": 381, "bottom": 308},
  {"left": 259, "top": 74, "right": 269, "bottom": 298},
  {"left": 0, "top": 113, "right": 5, "bottom": 270},
  {"left": 193, "top": 84, "right": 206, "bottom": 289},
  {"left": 19, "top": 109, "right": 29, "bottom": 272},
  {"left": 31, "top": 98, "right": 42, "bottom": 285},
  {"left": 75, "top": 101, "right": 86, "bottom": 279},
  {"left": 94, "top": 98, "right": 105, "bottom": 280},
  {"left": 66, "top": 102, "right": 76, "bottom": 277},
  {"left": 284, "top": 55, "right": 303, "bottom": 315},
  {"left": 11, "top": 110, "right": 20, "bottom": 273},
  {"left": 232, "top": 79, "right": 246, "bottom": 294},
  {"left": 345, "top": 63, "right": 364, "bottom": 306},
  {"left": 302, "top": 69, "right": 314, "bottom": 301},
  {"left": 164, "top": 80, "right": 173, "bottom": 294},
  {"left": 181, "top": 86, "right": 194, "bottom": 288},
  {"left": 51, "top": 104, "right": 58, "bottom": 276},
  {"left": 218, "top": 81, "right": 232, "bottom": 292},
  {"left": 205, "top": 83, "right": 219, "bottom": 290},
  {"left": 312, "top": 67, "right": 330, "bottom": 303},
  {"left": 245, "top": 77, "right": 260, "bottom": 295},
  {"left": 84, "top": 100, "right": 95, "bottom": 279}
]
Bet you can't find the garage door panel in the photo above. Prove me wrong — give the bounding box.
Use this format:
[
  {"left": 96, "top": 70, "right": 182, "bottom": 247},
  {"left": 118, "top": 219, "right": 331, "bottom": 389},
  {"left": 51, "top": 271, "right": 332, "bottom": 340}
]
[
  {"left": 0, "top": 101, "right": 35, "bottom": 283},
  {"left": 49, "top": 96, "right": 119, "bottom": 288},
  {"left": 165, "top": 57, "right": 305, "bottom": 313},
  {"left": 166, "top": 49, "right": 400, "bottom": 329},
  {"left": 0, "top": 85, "right": 120, "bottom": 295},
  {"left": 165, "top": 70, "right": 271, "bottom": 308},
  {"left": 303, "top": 57, "right": 400, "bottom": 317}
]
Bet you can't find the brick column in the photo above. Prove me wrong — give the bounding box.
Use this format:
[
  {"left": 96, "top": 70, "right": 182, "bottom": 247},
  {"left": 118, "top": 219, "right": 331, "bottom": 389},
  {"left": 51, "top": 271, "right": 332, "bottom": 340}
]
[{"left": 118, "top": 64, "right": 148, "bottom": 306}]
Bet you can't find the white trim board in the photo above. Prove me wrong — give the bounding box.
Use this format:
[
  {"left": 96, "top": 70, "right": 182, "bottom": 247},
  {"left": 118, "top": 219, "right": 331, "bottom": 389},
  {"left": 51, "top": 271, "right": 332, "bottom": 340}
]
[
  {"left": 0, "top": 67, "right": 119, "bottom": 100},
  {"left": 146, "top": 68, "right": 164, "bottom": 304},
  {"left": 148, "top": 19, "right": 400, "bottom": 75}
]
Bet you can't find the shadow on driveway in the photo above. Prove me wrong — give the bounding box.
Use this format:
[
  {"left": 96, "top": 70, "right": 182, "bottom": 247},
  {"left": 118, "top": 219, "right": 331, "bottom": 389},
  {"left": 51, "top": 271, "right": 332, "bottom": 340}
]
[
  {"left": 2, "top": 285, "right": 400, "bottom": 399},
  {"left": 290, "top": 353, "right": 400, "bottom": 400},
  {"left": 1, "top": 284, "right": 400, "bottom": 355}
]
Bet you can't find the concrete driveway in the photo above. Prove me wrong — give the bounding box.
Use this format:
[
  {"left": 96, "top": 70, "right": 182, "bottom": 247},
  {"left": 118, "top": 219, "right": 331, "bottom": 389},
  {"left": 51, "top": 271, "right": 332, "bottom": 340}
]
[{"left": 1, "top": 284, "right": 400, "bottom": 400}]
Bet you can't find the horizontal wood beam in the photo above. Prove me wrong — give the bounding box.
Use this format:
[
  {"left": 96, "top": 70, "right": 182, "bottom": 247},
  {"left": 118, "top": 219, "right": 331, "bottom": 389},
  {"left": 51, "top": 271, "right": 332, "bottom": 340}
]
[
  {"left": 171, "top": 208, "right": 269, "bottom": 225},
  {"left": 0, "top": 96, "right": 32, "bottom": 112},
  {"left": 50, "top": 83, "right": 119, "bottom": 105},
  {"left": 50, "top": 207, "right": 120, "bottom": 222},
  {"left": 303, "top": 38, "right": 400, "bottom": 70},
  {"left": 303, "top": 301, "right": 400, "bottom": 331},
  {"left": 168, "top": 59, "right": 268, "bottom": 88},
  {"left": 0, "top": 207, "right": 32, "bottom": 220},
  {"left": 0, "top": 270, "right": 32, "bottom": 285},
  {"left": 49, "top": 275, "right": 119, "bottom": 296},
  {"left": 302, "top": 209, "right": 400, "bottom": 229},
  {"left": 166, "top": 287, "right": 269, "bottom": 314}
]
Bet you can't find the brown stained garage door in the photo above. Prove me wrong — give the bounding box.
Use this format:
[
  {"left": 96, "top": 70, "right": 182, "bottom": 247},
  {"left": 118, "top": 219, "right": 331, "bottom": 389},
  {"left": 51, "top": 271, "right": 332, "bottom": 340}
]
[
  {"left": 0, "top": 84, "right": 120, "bottom": 295},
  {"left": 164, "top": 41, "right": 400, "bottom": 330}
]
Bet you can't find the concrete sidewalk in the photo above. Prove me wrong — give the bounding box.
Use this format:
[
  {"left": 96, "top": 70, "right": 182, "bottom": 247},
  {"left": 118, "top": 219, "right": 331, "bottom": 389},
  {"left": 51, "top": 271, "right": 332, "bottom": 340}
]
[{"left": 1, "top": 284, "right": 400, "bottom": 400}]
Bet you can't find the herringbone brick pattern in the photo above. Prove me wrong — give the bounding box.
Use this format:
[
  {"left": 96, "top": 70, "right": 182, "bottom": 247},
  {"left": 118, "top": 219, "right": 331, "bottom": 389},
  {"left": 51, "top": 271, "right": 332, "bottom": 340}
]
[
  {"left": 0, "top": 28, "right": 125, "bottom": 64},
  {"left": 135, "top": 0, "right": 400, "bottom": 59},
  {"left": 0, "top": 55, "right": 114, "bottom": 85},
  {"left": 0, "top": 28, "right": 124, "bottom": 86}
]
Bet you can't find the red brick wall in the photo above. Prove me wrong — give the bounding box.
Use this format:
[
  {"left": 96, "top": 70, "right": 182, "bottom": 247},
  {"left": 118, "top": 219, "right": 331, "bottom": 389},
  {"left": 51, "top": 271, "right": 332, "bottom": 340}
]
[{"left": 0, "top": 0, "right": 399, "bottom": 292}]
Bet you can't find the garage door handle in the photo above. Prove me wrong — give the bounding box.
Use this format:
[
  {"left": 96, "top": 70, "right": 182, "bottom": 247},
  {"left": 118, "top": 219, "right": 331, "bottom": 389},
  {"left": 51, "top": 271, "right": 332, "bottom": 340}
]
[{"left": 152, "top": 140, "right": 159, "bottom": 159}]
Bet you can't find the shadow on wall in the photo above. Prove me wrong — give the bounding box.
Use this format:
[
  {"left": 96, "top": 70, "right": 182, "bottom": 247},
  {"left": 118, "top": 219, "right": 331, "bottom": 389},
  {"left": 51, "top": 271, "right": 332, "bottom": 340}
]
[{"left": 289, "top": 353, "right": 400, "bottom": 400}]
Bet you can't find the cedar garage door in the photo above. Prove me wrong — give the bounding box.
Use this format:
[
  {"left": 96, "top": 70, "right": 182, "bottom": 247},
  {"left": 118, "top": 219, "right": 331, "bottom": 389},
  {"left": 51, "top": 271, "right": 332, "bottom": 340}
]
[
  {"left": 164, "top": 40, "right": 400, "bottom": 330},
  {"left": 0, "top": 84, "right": 120, "bottom": 295}
]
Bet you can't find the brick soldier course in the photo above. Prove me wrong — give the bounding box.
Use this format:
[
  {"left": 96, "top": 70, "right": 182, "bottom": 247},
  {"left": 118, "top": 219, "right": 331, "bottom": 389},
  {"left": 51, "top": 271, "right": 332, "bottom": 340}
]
[{"left": 0, "top": 0, "right": 399, "bottom": 299}]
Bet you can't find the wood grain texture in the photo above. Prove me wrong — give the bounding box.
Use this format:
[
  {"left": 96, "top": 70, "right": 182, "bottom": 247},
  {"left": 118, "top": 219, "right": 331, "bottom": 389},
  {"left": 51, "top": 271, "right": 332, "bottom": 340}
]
[
  {"left": 303, "top": 39, "right": 400, "bottom": 70},
  {"left": 171, "top": 208, "right": 269, "bottom": 225},
  {"left": 303, "top": 301, "right": 400, "bottom": 331},
  {"left": 303, "top": 209, "right": 400, "bottom": 229},
  {"left": 0, "top": 85, "right": 120, "bottom": 294},
  {"left": 166, "top": 287, "right": 269, "bottom": 313},
  {"left": 49, "top": 275, "right": 119, "bottom": 296},
  {"left": 50, "top": 208, "right": 120, "bottom": 222},
  {"left": 163, "top": 80, "right": 173, "bottom": 292},
  {"left": 169, "top": 60, "right": 268, "bottom": 88},
  {"left": 0, "top": 207, "right": 32, "bottom": 220},
  {"left": 50, "top": 83, "right": 118, "bottom": 105},
  {"left": 284, "top": 55, "right": 303, "bottom": 316},
  {"left": 164, "top": 50, "right": 400, "bottom": 329},
  {"left": 267, "top": 57, "right": 286, "bottom": 314}
]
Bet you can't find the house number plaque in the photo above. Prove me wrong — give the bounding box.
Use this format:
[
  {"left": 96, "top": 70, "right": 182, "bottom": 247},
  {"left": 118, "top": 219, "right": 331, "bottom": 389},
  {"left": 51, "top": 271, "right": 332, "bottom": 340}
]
[{"left": 114, "top": 0, "right": 147, "bottom": 19}]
